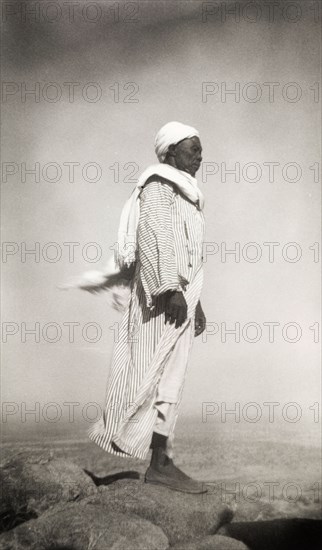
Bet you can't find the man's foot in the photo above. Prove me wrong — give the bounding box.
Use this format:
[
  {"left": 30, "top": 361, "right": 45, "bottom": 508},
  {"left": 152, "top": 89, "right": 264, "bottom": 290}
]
[{"left": 145, "top": 452, "right": 207, "bottom": 494}]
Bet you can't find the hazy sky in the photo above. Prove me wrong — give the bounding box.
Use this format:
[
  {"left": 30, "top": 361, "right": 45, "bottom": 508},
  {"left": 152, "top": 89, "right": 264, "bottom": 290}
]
[{"left": 2, "top": 1, "right": 320, "bottom": 436}]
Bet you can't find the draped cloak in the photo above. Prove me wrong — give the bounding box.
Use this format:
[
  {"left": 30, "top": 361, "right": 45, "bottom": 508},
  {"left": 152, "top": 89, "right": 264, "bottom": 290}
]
[{"left": 88, "top": 175, "right": 205, "bottom": 459}]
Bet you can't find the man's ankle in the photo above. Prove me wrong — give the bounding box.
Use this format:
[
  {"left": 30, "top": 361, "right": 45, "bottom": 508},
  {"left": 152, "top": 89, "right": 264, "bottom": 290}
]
[
  {"left": 150, "top": 446, "right": 168, "bottom": 469},
  {"left": 150, "top": 431, "right": 168, "bottom": 450}
]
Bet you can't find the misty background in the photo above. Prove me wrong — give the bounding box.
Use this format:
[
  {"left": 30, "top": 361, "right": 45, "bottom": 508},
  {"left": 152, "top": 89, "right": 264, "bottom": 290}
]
[{"left": 2, "top": 1, "right": 320, "bottom": 444}]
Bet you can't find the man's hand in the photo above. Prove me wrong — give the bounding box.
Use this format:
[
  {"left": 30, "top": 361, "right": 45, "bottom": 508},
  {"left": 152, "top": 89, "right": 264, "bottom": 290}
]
[
  {"left": 194, "top": 300, "right": 206, "bottom": 337},
  {"left": 165, "top": 290, "right": 188, "bottom": 329}
]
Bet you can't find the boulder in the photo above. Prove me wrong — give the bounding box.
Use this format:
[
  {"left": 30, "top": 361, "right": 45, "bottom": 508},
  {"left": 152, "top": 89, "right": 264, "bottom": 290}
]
[
  {"left": 0, "top": 502, "right": 169, "bottom": 550},
  {"left": 0, "top": 455, "right": 97, "bottom": 523},
  {"left": 82, "top": 478, "right": 233, "bottom": 545}
]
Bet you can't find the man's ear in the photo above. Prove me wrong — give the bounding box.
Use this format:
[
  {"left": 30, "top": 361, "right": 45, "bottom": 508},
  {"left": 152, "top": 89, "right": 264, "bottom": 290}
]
[{"left": 167, "top": 144, "right": 177, "bottom": 157}]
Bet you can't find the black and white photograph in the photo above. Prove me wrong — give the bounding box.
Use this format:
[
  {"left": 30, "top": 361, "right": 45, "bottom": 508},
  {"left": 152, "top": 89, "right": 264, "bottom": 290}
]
[{"left": 1, "top": 1, "right": 321, "bottom": 548}]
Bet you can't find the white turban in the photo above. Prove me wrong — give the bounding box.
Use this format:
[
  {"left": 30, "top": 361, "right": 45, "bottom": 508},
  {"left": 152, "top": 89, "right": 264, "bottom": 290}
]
[{"left": 154, "top": 121, "right": 200, "bottom": 162}]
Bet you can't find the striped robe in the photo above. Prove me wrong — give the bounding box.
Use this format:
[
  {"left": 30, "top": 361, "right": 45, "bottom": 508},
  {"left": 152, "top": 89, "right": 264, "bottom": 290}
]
[{"left": 89, "top": 176, "right": 205, "bottom": 459}]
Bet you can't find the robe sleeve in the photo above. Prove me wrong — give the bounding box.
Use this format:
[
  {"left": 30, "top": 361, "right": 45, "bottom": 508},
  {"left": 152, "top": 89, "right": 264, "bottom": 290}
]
[{"left": 137, "top": 178, "right": 182, "bottom": 307}]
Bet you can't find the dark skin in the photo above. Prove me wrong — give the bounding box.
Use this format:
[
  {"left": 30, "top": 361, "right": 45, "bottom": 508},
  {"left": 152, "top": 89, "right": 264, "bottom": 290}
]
[
  {"left": 163, "top": 136, "right": 206, "bottom": 337},
  {"left": 165, "top": 135, "right": 202, "bottom": 178}
]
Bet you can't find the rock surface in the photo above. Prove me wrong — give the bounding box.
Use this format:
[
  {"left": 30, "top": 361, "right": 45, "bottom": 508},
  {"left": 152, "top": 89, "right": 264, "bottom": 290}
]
[
  {"left": 3, "top": 457, "right": 319, "bottom": 550},
  {"left": 0, "top": 454, "right": 97, "bottom": 519},
  {"left": 82, "top": 478, "right": 232, "bottom": 545},
  {"left": 0, "top": 502, "right": 169, "bottom": 550},
  {"left": 0, "top": 458, "right": 235, "bottom": 549}
]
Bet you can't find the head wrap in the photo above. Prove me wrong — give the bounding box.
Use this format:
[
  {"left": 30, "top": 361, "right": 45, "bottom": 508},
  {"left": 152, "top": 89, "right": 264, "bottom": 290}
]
[{"left": 154, "top": 121, "right": 200, "bottom": 162}]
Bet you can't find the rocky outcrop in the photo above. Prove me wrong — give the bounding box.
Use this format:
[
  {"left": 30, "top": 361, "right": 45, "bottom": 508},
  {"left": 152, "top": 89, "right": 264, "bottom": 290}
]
[
  {"left": 82, "top": 478, "right": 232, "bottom": 545},
  {"left": 0, "top": 503, "right": 169, "bottom": 550},
  {"left": 0, "top": 456, "right": 239, "bottom": 549},
  {"left": 0, "top": 454, "right": 97, "bottom": 522},
  {"left": 6, "top": 456, "right": 320, "bottom": 550}
]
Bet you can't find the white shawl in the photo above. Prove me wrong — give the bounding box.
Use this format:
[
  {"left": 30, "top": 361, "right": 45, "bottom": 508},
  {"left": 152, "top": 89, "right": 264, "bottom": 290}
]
[
  {"left": 115, "top": 164, "right": 204, "bottom": 268},
  {"left": 61, "top": 164, "right": 204, "bottom": 311}
]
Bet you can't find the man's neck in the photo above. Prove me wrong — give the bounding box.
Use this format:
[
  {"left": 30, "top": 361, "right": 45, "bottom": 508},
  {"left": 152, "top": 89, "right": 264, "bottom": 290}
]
[{"left": 163, "top": 159, "right": 193, "bottom": 178}]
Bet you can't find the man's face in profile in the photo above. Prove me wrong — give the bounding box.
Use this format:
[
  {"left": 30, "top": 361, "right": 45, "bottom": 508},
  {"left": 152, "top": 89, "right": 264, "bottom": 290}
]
[{"left": 171, "top": 136, "right": 203, "bottom": 177}]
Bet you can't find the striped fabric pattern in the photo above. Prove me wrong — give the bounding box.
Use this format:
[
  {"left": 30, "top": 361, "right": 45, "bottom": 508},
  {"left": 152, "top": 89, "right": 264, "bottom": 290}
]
[{"left": 88, "top": 176, "right": 205, "bottom": 460}]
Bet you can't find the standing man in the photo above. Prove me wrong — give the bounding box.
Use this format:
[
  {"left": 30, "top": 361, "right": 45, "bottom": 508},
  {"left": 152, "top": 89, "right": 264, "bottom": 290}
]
[{"left": 88, "top": 122, "right": 207, "bottom": 493}]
